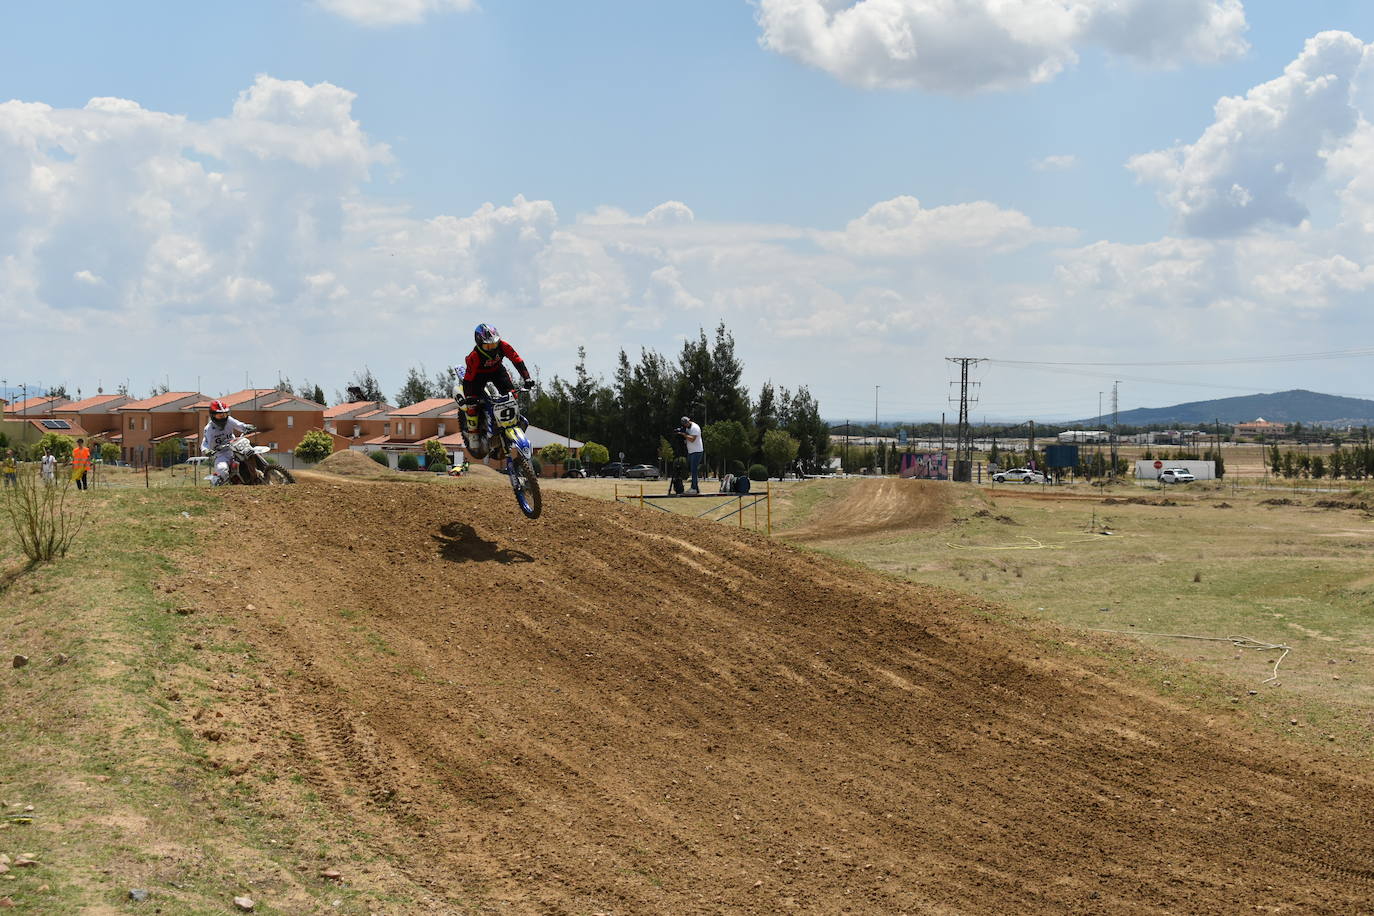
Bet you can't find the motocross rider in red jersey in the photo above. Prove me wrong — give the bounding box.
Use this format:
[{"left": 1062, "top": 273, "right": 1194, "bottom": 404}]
[{"left": 459, "top": 323, "right": 535, "bottom": 456}]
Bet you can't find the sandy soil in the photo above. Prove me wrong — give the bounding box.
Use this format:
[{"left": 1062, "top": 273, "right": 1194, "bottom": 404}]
[{"left": 165, "top": 475, "right": 1374, "bottom": 914}]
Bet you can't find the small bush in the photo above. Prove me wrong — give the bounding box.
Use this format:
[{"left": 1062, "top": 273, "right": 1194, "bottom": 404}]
[
  {"left": 1, "top": 467, "right": 89, "bottom": 566},
  {"left": 430, "top": 460, "right": 449, "bottom": 473},
  {"left": 100, "top": 443, "right": 119, "bottom": 463},
  {"left": 397, "top": 453, "right": 420, "bottom": 471},
  {"left": 294, "top": 429, "right": 334, "bottom": 464},
  {"left": 368, "top": 451, "right": 390, "bottom": 467},
  {"left": 730, "top": 459, "right": 746, "bottom": 475},
  {"left": 748, "top": 463, "right": 768, "bottom": 481}
]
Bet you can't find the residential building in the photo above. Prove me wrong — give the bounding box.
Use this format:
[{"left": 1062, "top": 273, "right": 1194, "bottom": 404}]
[
  {"left": 117, "top": 392, "right": 205, "bottom": 466},
  {"left": 1234, "top": 418, "right": 1287, "bottom": 439},
  {"left": 54, "top": 394, "right": 134, "bottom": 446},
  {"left": 323, "top": 401, "right": 395, "bottom": 443}
]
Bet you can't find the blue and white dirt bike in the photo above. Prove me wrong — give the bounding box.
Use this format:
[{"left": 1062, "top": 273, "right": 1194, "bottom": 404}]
[{"left": 458, "top": 381, "right": 542, "bottom": 520}]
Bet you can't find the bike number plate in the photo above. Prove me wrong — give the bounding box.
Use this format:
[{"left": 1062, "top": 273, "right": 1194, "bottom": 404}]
[{"left": 495, "top": 404, "right": 517, "bottom": 424}]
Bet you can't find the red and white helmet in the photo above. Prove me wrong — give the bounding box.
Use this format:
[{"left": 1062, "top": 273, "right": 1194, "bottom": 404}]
[{"left": 209, "top": 399, "right": 230, "bottom": 423}]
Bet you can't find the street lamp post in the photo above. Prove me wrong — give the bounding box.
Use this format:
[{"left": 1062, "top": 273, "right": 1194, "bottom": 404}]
[{"left": 875, "top": 385, "right": 881, "bottom": 475}]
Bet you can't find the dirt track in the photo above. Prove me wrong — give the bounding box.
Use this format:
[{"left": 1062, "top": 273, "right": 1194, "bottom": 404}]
[{"left": 168, "top": 477, "right": 1374, "bottom": 914}]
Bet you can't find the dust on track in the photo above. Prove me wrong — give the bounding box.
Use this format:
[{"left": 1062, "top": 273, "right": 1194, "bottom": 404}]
[{"left": 167, "top": 476, "right": 1374, "bottom": 914}]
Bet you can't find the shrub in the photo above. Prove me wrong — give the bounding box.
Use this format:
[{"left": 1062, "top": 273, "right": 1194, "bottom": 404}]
[
  {"left": 294, "top": 429, "right": 334, "bottom": 463},
  {"left": 424, "top": 439, "right": 447, "bottom": 466},
  {"left": 397, "top": 453, "right": 420, "bottom": 471},
  {"left": 368, "top": 451, "right": 390, "bottom": 467},
  {"left": 531, "top": 455, "right": 543, "bottom": 476},
  {"left": 729, "top": 459, "right": 746, "bottom": 475},
  {"left": 581, "top": 441, "right": 610, "bottom": 467},
  {"left": 540, "top": 442, "right": 569, "bottom": 466},
  {"left": 100, "top": 443, "right": 119, "bottom": 463},
  {"left": 430, "top": 459, "right": 449, "bottom": 473},
  {"left": 1, "top": 467, "right": 88, "bottom": 566},
  {"left": 748, "top": 463, "right": 768, "bottom": 481},
  {"left": 37, "top": 432, "right": 75, "bottom": 463}
]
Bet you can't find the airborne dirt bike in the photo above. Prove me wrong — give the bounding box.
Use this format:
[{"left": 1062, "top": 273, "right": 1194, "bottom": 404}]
[
  {"left": 459, "top": 382, "right": 542, "bottom": 519},
  {"left": 207, "top": 434, "right": 295, "bottom": 486}
]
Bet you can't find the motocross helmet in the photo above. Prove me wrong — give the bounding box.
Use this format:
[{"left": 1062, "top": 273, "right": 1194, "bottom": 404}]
[
  {"left": 209, "top": 398, "right": 230, "bottom": 426},
  {"left": 474, "top": 323, "right": 501, "bottom": 351}
]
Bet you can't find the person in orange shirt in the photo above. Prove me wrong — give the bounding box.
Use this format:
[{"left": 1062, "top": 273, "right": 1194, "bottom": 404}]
[{"left": 71, "top": 438, "right": 91, "bottom": 491}]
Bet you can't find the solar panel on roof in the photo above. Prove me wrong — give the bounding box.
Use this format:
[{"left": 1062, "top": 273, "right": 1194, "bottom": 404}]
[{"left": 40, "top": 419, "right": 72, "bottom": 429}]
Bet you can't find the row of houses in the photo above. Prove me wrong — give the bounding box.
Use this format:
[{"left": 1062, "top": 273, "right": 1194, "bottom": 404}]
[{"left": 0, "top": 389, "right": 582, "bottom": 469}]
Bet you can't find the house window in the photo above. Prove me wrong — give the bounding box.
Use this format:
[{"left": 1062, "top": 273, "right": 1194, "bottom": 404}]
[
  {"left": 353, "top": 424, "right": 360, "bottom": 438},
  {"left": 143, "top": 417, "right": 149, "bottom": 431},
  {"left": 287, "top": 415, "right": 294, "bottom": 428},
  {"left": 129, "top": 417, "right": 135, "bottom": 430},
  {"left": 410, "top": 422, "right": 417, "bottom": 436},
  {"left": 437, "top": 422, "right": 446, "bottom": 436}
]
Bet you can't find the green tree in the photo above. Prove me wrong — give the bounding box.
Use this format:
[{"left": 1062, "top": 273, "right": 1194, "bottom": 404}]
[
  {"left": 761, "top": 429, "right": 800, "bottom": 479},
  {"left": 540, "top": 442, "right": 569, "bottom": 467},
  {"left": 581, "top": 441, "right": 610, "bottom": 468},
  {"left": 154, "top": 438, "right": 185, "bottom": 466},
  {"left": 397, "top": 453, "right": 420, "bottom": 471},
  {"left": 785, "top": 387, "right": 830, "bottom": 473},
  {"left": 1311, "top": 455, "right": 1326, "bottom": 479},
  {"left": 368, "top": 450, "right": 390, "bottom": 467},
  {"left": 395, "top": 366, "right": 434, "bottom": 408},
  {"left": 36, "top": 432, "right": 74, "bottom": 463},
  {"left": 100, "top": 443, "right": 119, "bottom": 463},
  {"left": 703, "top": 420, "right": 751, "bottom": 478},
  {"left": 338, "top": 367, "right": 384, "bottom": 405},
  {"left": 294, "top": 430, "right": 334, "bottom": 464}
]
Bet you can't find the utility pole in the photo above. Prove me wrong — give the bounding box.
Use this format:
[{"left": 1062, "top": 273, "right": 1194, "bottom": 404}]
[
  {"left": 946, "top": 357, "right": 983, "bottom": 482},
  {"left": 1110, "top": 381, "right": 1120, "bottom": 477},
  {"left": 875, "top": 385, "right": 881, "bottom": 475}
]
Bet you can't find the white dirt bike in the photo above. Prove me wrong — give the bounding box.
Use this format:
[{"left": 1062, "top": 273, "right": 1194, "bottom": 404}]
[
  {"left": 458, "top": 382, "right": 542, "bottom": 520},
  {"left": 208, "top": 434, "right": 295, "bottom": 486}
]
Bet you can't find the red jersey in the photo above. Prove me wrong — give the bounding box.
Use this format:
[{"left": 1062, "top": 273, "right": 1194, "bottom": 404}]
[{"left": 461, "top": 341, "right": 529, "bottom": 396}]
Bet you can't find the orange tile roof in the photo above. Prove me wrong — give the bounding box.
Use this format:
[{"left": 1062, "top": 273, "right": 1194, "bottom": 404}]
[
  {"left": 391, "top": 397, "right": 459, "bottom": 417},
  {"left": 56, "top": 394, "right": 129, "bottom": 412},
  {"left": 323, "top": 400, "right": 392, "bottom": 419},
  {"left": 119, "top": 392, "right": 202, "bottom": 411},
  {"left": 7, "top": 396, "right": 70, "bottom": 413}
]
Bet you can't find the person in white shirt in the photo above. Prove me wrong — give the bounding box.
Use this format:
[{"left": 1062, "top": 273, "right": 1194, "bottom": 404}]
[
  {"left": 202, "top": 398, "right": 254, "bottom": 486},
  {"left": 40, "top": 448, "right": 56, "bottom": 485},
  {"left": 680, "top": 415, "right": 704, "bottom": 493}
]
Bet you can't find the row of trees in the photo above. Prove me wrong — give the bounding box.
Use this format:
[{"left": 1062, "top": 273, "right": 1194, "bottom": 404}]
[
  {"left": 517, "top": 324, "right": 830, "bottom": 475},
  {"left": 1269, "top": 444, "right": 1374, "bottom": 479}
]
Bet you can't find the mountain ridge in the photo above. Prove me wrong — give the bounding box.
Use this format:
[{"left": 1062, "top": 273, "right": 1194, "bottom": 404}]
[{"left": 1071, "top": 389, "right": 1374, "bottom": 427}]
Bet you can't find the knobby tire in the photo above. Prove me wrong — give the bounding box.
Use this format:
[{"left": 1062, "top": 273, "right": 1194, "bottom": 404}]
[{"left": 511, "top": 453, "right": 542, "bottom": 519}]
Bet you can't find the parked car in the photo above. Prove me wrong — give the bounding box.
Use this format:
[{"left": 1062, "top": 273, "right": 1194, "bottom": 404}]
[
  {"left": 992, "top": 467, "right": 1047, "bottom": 484},
  {"left": 1159, "top": 467, "right": 1195, "bottom": 483},
  {"left": 622, "top": 464, "right": 661, "bottom": 480},
  {"left": 561, "top": 467, "right": 587, "bottom": 478},
  {"left": 598, "top": 462, "right": 629, "bottom": 478}
]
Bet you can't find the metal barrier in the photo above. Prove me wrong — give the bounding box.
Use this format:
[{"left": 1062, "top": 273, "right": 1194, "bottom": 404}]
[{"left": 614, "top": 482, "right": 772, "bottom": 535}]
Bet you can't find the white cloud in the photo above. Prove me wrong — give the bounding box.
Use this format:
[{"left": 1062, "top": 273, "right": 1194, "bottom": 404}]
[
  {"left": 1032, "top": 154, "right": 1078, "bottom": 171},
  {"left": 313, "top": 0, "right": 476, "bottom": 27},
  {"left": 823, "top": 195, "right": 1076, "bottom": 257},
  {"left": 755, "top": 0, "right": 1248, "bottom": 93},
  {"left": 1129, "top": 31, "right": 1372, "bottom": 237}
]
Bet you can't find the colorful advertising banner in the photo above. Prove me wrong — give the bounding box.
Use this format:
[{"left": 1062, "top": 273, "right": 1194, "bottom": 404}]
[{"left": 900, "top": 452, "right": 949, "bottom": 480}]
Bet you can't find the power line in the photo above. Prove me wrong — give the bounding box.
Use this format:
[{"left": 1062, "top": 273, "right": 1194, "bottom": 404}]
[{"left": 989, "top": 346, "right": 1374, "bottom": 368}]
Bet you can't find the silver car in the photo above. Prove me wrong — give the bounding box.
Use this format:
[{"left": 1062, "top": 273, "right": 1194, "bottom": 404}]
[{"left": 992, "top": 467, "right": 1047, "bottom": 484}]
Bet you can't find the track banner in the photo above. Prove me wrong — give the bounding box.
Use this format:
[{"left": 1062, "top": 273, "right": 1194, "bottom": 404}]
[{"left": 900, "top": 452, "right": 948, "bottom": 480}]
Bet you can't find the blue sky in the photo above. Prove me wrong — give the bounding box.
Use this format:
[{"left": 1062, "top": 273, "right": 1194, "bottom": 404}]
[{"left": 6, "top": 1, "right": 1374, "bottom": 422}]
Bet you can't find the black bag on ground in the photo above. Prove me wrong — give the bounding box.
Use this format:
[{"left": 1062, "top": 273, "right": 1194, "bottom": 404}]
[
  {"left": 733, "top": 475, "right": 751, "bottom": 494},
  {"left": 670, "top": 476, "right": 684, "bottom": 495}
]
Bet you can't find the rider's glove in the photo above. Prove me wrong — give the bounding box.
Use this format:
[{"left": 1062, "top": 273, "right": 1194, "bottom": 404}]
[
  {"left": 522, "top": 380, "right": 539, "bottom": 394},
  {"left": 241, "top": 424, "right": 256, "bottom": 433}
]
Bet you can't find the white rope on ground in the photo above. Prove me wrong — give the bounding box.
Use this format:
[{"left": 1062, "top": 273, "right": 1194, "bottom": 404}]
[
  {"left": 1088, "top": 629, "right": 1292, "bottom": 685},
  {"left": 947, "top": 534, "right": 1113, "bottom": 551}
]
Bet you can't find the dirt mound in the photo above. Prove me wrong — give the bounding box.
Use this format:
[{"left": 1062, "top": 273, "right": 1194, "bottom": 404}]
[
  {"left": 782, "top": 478, "right": 960, "bottom": 542},
  {"left": 315, "top": 449, "right": 400, "bottom": 478},
  {"left": 166, "top": 480, "right": 1374, "bottom": 914}
]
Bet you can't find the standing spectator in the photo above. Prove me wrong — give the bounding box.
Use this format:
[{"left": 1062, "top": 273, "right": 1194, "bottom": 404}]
[
  {"left": 71, "top": 438, "right": 91, "bottom": 490},
  {"left": 680, "top": 415, "right": 704, "bottom": 494},
  {"left": 40, "top": 448, "right": 56, "bottom": 485},
  {"left": 2, "top": 449, "right": 16, "bottom": 488}
]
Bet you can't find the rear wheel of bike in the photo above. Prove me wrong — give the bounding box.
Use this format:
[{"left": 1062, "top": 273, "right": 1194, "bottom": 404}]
[
  {"left": 511, "top": 453, "right": 542, "bottom": 519},
  {"left": 263, "top": 464, "right": 295, "bottom": 485}
]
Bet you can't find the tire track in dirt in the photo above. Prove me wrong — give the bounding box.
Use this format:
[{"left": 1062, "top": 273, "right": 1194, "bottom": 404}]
[{"left": 164, "top": 477, "right": 1374, "bottom": 914}]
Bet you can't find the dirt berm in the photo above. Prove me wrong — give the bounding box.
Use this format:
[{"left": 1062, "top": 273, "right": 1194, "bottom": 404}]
[{"left": 169, "top": 478, "right": 1374, "bottom": 914}]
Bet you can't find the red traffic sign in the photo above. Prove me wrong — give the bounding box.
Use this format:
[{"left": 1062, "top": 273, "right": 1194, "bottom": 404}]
[{"left": 1153, "top": 460, "right": 1163, "bottom": 469}]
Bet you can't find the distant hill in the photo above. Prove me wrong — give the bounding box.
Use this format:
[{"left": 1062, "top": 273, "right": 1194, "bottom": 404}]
[{"left": 1073, "top": 389, "right": 1374, "bottom": 427}]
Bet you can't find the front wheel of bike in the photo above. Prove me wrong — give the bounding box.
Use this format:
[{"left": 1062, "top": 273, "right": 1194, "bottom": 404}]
[
  {"left": 510, "top": 453, "right": 542, "bottom": 520},
  {"left": 263, "top": 464, "right": 295, "bottom": 485}
]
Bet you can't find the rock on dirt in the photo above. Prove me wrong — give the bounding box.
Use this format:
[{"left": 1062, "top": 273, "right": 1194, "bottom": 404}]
[
  {"left": 233, "top": 895, "right": 255, "bottom": 911},
  {"left": 11, "top": 656, "right": 27, "bottom": 669}
]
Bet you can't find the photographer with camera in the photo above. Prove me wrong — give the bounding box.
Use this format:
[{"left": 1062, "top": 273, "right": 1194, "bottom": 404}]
[{"left": 676, "top": 415, "right": 703, "bottom": 494}]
